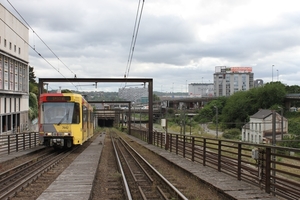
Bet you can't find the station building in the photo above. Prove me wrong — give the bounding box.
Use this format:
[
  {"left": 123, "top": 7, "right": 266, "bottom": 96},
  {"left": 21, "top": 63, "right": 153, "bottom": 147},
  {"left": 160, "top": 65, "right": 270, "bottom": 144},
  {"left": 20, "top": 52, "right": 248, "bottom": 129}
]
[{"left": 0, "top": 4, "right": 29, "bottom": 134}]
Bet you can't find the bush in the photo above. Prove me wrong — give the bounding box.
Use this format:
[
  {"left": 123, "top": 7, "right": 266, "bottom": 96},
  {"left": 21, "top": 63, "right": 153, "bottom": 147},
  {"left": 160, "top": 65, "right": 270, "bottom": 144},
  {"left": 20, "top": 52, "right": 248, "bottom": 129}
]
[{"left": 222, "top": 128, "right": 241, "bottom": 140}]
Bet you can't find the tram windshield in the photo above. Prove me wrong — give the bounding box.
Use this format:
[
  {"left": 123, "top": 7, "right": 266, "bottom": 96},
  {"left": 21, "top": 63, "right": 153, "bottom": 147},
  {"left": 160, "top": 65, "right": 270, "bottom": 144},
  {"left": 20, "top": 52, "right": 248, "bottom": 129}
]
[{"left": 41, "top": 102, "right": 80, "bottom": 124}]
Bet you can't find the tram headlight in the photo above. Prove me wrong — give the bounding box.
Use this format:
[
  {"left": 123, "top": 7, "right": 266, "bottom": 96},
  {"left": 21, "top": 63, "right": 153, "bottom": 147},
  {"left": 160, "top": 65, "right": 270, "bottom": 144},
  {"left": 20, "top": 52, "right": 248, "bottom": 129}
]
[
  {"left": 64, "top": 132, "right": 71, "bottom": 136},
  {"left": 46, "top": 132, "right": 52, "bottom": 136}
]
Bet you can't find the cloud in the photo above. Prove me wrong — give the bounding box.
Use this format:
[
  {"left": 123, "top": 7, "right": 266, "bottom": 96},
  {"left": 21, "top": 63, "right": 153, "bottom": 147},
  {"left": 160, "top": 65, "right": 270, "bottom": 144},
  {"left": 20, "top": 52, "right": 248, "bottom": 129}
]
[{"left": 3, "top": 0, "right": 300, "bottom": 92}]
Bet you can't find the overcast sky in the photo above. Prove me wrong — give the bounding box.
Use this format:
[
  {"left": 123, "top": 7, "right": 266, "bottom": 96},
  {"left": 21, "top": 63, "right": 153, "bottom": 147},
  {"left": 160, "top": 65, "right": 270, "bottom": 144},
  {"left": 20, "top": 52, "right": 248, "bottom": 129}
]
[{"left": 3, "top": 0, "right": 300, "bottom": 93}]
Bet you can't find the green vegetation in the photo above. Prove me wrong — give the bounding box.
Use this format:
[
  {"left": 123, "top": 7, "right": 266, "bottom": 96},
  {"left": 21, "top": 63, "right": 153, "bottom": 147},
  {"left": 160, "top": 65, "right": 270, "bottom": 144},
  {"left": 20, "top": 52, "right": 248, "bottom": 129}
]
[
  {"left": 29, "top": 66, "right": 38, "bottom": 121},
  {"left": 163, "top": 82, "right": 300, "bottom": 146}
]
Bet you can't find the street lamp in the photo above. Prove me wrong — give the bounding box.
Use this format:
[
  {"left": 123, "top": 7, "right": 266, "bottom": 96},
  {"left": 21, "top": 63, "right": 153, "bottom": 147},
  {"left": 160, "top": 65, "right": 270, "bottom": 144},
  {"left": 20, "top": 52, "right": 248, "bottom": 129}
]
[
  {"left": 278, "top": 107, "right": 283, "bottom": 140},
  {"left": 272, "top": 65, "right": 274, "bottom": 82},
  {"left": 214, "top": 106, "right": 218, "bottom": 138}
]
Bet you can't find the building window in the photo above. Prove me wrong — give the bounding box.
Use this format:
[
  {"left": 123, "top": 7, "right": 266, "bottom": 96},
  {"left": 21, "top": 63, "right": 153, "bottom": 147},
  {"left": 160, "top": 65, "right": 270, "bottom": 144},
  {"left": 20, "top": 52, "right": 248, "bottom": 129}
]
[
  {"left": 9, "top": 42, "right": 12, "bottom": 50},
  {"left": 4, "top": 98, "right": 6, "bottom": 113},
  {"left": 4, "top": 39, "right": 7, "bottom": 47},
  {"left": 14, "top": 45, "right": 16, "bottom": 52},
  {"left": 0, "top": 56, "right": 2, "bottom": 90},
  {"left": 15, "top": 63, "right": 18, "bottom": 91},
  {"left": 19, "top": 65, "right": 22, "bottom": 91},
  {"left": 10, "top": 60, "right": 14, "bottom": 90},
  {"left": 18, "top": 47, "right": 21, "bottom": 54},
  {"left": 4, "top": 57, "right": 8, "bottom": 90}
]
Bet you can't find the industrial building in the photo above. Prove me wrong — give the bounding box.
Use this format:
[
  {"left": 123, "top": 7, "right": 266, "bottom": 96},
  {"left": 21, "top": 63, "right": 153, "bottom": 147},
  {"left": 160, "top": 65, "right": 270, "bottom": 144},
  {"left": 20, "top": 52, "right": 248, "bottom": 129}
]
[
  {"left": 118, "top": 87, "right": 148, "bottom": 104},
  {"left": 0, "top": 4, "right": 29, "bottom": 134},
  {"left": 188, "top": 83, "right": 214, "bottom": 97}
]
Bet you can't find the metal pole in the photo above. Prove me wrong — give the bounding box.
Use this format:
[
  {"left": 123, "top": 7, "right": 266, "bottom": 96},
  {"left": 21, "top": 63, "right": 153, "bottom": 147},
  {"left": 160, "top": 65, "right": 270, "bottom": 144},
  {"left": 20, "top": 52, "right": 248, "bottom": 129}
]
[
  {"left": 214, "top": 106, "right": 218, "bottom": 138},
  {"left": 281, "top": 108, "right": 283, "bottom": 140},
  {"left": 272, "top": 65, "right": 274, "bottom": 82},
  {"left": 272, "top": 110, "right": 276, "bottom": 195},
  {"left": 183, "top": 107, "right": 186, "bottom": 135}
]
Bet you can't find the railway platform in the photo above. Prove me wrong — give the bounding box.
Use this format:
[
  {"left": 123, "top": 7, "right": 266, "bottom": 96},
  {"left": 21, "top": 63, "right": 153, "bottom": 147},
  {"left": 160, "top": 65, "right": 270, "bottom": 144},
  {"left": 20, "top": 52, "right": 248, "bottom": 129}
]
[
  {"left": 37, "top": 133, "right": 105, "bottom": 200},
  {"left": 126, "top": 134, "right": 280, "bottom": 200}
]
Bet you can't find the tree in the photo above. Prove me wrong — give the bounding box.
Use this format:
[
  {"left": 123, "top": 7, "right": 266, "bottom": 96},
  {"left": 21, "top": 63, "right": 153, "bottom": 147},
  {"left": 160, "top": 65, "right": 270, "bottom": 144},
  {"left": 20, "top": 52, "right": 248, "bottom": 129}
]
[
  {"left": 29, "top": 66, "right": 37, "bottom": 84},
  {"left": 61, "top": 89, "right": 72, "bottom": 93},
  {"left": 194, "top": 97, "right": 227, "bottom": 124},
  {"left": 29, "top": 66, "right": 38, "bottom": 97},
  {"left": 153, "top": 94, "right": 160, "bottom": 101},
  {"left": 29, "top": 92, "right": 38, "bottom": 120},
  {"left": 285, "top": 85, "right": 300, "bottom": 93},
  {"left": 29, "top": 67, "right": 39, "bottom": 120},
  {"left": 221, "top": 91, "right": 250, "bottom": 129}
]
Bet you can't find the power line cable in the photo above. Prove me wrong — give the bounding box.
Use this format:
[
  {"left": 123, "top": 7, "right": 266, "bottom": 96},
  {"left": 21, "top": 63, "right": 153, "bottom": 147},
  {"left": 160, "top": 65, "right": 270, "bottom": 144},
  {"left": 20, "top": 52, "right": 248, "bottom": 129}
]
[
  {"left": 122, "top": 0, "right": 145, "bottom": 90},
  {"left": 7, "top": 0, "right": 77, "bottom": 78},
  {"left": 126, "top": 0, "right": 145, "bottom": 78},
  {"left": 0, "top": 18, "right": 78, "bottom": 90},
  {"left": 124, "top": 0, "right": 142, "bottom": 78},
  {"left": 124, "top": 0, "right": 145, "bottom": 78}
]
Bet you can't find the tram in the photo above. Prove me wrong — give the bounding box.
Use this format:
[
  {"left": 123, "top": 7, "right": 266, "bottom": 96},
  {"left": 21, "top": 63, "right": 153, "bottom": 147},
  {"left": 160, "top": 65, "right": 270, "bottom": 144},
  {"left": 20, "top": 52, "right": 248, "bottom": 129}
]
[{"left": 38, "top": 92, "right": 94, "bottom": 148}]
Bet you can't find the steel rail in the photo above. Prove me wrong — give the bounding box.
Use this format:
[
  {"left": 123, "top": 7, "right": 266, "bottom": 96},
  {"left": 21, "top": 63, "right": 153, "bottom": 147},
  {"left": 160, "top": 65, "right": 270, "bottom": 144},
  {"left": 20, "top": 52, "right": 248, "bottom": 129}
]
[
  {"left": 111, "top": 134, "right": 133, "bottom": 200},
  {"left": 119, "top": 136, "right": 189, "bottom": 200}
]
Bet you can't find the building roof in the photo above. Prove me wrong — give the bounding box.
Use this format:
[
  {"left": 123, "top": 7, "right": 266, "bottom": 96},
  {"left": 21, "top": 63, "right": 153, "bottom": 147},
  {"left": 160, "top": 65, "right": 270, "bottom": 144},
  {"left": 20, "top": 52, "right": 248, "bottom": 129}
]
[{"left": 250, "top": 109, "right": 273, "bottom": 119}]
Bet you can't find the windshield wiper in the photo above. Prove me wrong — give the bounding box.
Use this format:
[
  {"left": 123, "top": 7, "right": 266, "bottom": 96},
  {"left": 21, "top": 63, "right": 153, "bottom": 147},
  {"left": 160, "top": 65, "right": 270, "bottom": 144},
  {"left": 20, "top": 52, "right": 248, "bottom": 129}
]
[{"left": 57, "top": 109, "right": 70, "bottom": 126}]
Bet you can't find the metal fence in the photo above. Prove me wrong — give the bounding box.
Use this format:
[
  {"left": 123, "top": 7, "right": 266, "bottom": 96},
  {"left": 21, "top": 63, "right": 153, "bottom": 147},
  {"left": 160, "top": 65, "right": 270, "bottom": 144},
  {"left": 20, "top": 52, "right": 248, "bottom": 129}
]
[
  {"left": 131, "top": 128, "right": 300, "bottom": 199},
  {"left": 0, "top": 132, "right": 40, "bottom": 156}
]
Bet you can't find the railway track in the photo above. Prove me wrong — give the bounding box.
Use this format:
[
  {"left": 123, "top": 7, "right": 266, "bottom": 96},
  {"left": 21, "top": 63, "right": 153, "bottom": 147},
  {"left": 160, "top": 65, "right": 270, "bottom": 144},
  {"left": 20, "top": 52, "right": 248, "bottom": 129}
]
[
  {"left": 0, "top": 148, "right": 77, "bottom": 200},
  {"left": 112, "top": 133, "right": 188, "bottom": 200}
]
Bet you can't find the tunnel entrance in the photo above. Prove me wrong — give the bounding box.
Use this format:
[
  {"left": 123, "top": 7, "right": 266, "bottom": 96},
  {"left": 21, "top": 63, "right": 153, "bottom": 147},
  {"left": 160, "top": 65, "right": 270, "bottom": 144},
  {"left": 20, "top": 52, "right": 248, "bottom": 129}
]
[{"left": 97, "top": 118, "right": 114, "bottom": 127}]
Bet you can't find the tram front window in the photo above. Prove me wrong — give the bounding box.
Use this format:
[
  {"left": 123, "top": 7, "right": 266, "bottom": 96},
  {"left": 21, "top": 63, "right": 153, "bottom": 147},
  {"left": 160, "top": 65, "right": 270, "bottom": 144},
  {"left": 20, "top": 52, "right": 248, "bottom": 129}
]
[{"left": 41, "top": 102, "right": 80, "bottom": 124}]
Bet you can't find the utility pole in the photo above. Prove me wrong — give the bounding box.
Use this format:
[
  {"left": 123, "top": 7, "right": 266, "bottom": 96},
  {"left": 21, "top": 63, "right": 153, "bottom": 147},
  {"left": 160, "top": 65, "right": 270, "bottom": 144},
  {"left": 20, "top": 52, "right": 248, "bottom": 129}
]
[
  {"left": 272, "top": 110, "right": 276, "bottom": 194},
  {"left": 214, "top": 106, "right": 218, "bottom": 138}
]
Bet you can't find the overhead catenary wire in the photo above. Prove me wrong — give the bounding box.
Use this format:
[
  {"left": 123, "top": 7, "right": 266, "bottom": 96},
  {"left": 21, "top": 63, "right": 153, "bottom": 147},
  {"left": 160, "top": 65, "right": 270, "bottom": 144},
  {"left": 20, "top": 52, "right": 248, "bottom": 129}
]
[
  {"left": 124, "top": 0, "right": 145, "bottom": 80},
  {"left": 7, "top": 0, "right": 77, "bottom": 78},
  {"left": 0, "top": 18, "right": 78, "bottom": 90}
]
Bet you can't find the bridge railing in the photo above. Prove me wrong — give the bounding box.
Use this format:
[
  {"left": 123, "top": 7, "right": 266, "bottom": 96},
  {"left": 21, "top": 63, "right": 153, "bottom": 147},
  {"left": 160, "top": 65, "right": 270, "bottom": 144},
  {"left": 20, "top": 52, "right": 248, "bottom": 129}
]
[
  {"left": 0, "top": 132, "right": 40, "bottom": 156},
  {"left": 131, "top": 128, "right": 300, "bottom": 199}
]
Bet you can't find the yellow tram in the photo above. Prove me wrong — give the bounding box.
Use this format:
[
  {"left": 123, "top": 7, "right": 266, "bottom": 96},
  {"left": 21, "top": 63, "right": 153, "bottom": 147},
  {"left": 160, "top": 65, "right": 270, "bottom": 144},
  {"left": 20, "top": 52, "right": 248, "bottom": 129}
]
[{"left": 38, "top": 92, "right": 94, "bottom": 148}]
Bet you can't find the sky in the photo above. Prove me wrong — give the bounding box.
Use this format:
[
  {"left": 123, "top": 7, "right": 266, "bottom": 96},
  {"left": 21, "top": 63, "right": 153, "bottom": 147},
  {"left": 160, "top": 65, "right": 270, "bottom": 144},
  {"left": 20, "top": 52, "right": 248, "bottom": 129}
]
[{"left": 2, "top": 0, "right": 300, "bottom": 93}]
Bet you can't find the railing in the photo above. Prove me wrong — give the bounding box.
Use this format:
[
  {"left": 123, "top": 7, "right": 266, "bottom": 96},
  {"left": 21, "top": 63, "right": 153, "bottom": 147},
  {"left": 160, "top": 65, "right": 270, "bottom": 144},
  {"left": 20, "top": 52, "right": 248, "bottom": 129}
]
[
  {"left": 0, "top": 132, "right": 40, "bottom": 156},
  {"left": 131, "top": 128, "right": 300, "bottom": 199}
]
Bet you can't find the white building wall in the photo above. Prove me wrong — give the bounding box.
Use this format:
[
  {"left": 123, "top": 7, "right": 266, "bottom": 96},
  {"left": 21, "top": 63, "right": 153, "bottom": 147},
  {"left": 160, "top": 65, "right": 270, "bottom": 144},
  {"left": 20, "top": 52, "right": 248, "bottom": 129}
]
[
  {"left": 0, "top": 4, "right": 29, "bottom": 134},
  {"left": 0, "top": 4, "right": 29, "bottom": 61},
  {"left": 242, "top": 113, "right": 287, "bottom": 144},
  {"left": 20, "top": 95, "right": 29, "bottom": 111}
]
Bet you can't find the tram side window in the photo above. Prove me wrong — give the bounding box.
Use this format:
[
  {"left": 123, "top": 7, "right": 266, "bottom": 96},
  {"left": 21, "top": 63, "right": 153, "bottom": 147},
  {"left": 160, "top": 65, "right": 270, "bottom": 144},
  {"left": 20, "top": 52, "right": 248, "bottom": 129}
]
[
  {"left": 72, "top": 103, "right": 80, "bottom": 124},
  {"left": 82, "top": 106, "right": 87, "bottom": 123}
]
